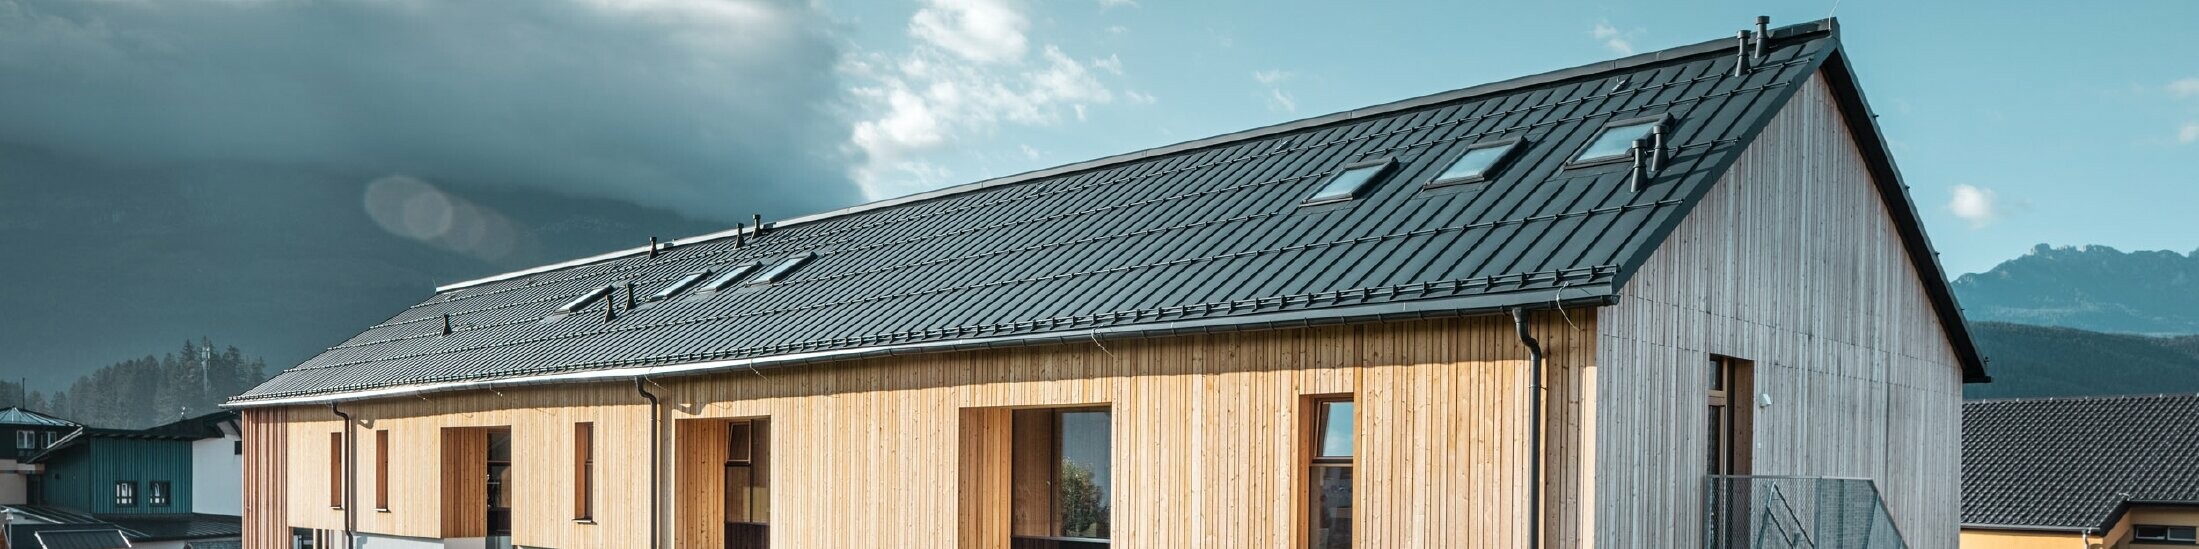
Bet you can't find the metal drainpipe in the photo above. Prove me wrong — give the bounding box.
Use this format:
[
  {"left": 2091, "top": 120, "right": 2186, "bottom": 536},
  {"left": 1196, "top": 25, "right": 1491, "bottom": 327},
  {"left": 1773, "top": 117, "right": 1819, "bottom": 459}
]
[
  {"left": 1510, "top": 307, "right": 1545, "bottom": 549},
  {"left": 330, "top": 402, "right": 355, "bottom": 548},
  {"left": 635, "top": 378, "right": 662, "bottom": 549}
]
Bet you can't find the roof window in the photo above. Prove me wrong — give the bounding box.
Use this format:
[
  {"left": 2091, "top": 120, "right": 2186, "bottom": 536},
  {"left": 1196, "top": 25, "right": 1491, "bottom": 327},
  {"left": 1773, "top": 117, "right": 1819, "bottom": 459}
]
[
  {"left": 1426, "top": 138, "right": 1524, "bottom": 188},
  {"left": 703, "top": 263, "right": 762, "bottom": 291},
  {"left": 1304, "top": 159, "right": 1396, "bottom": 206},
  {"left": 1571, "top": 116, "right": 1666, "bottom": 166},
  {"left": 648, "top": 270, "right": 712, "bottom": 302},
  {"left": 746, "top": 253, "right": 815, "bottom": 286},
  {"left": 556, "top": 286, "right": 614, "bottom": 313}
]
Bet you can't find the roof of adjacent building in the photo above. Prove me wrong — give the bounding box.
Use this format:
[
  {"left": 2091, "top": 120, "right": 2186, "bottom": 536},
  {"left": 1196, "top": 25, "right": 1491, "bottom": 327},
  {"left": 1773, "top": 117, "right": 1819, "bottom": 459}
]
[
  {"left": 231, "top": 18, "right": 1985, "bottom": 406},
  {"left": 2, "top": 506, "right": 242, "bottom": 543},
  {"left": 1962, "top": 394, "right": 2199, "bottom": 531},
  {"left": 0, "top": 408, "right": 78, "bottom": 427},
  {"left": 21, "top": 413, "right": 235, "bottom": 464},
  {"left": 26, "top": 529, "right": 129, "bottom": 549}
]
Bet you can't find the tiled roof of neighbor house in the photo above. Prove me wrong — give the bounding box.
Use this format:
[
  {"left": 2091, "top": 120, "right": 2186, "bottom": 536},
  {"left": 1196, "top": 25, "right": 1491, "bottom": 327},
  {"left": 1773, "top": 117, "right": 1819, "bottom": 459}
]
[
  {"left": 232, "top": 18, "right": 1983, "bottom": 406},
  {"left": 1, "top": 506, "right": 243, "bottom": 543},
  {"left": 28, "top": 529, "right": 129, "bottom": 549},
  {"left": 0, "top": 407, "right": 78, "bottom": 427},
  {"left": 1962, "top": 394, "right": 2199, "bottom": 531}
]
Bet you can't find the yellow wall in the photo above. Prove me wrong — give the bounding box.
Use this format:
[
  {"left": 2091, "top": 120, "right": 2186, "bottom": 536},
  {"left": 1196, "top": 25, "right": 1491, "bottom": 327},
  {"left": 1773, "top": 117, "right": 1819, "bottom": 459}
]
[{"left": 1960, "top": 529, "right": 2085, "bottom": 549}]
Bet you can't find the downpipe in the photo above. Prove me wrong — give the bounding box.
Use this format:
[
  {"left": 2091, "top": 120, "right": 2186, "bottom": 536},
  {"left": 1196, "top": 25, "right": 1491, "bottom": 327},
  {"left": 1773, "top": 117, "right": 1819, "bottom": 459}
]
[
  {"left": 635, "top": 378, "right": 662, "bottom": 549},
  {"left": 1510, "top": 307, "right": 1545, "bottom": 549},
  {"left": 330, "top": 403, "right": 356, "bottom": 548}
]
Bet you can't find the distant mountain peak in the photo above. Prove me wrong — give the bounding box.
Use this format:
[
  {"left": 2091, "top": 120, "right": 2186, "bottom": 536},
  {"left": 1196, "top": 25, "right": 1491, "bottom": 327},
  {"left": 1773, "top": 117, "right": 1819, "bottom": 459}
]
[{"left": 1954, "top": 243, "right": 2199, "bottom": 336}]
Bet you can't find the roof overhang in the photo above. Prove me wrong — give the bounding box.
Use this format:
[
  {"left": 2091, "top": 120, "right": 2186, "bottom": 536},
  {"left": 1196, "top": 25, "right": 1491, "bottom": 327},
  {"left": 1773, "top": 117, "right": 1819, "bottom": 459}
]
[{"left": 228, "top": 285, "right": 1616, "bottom": 408}]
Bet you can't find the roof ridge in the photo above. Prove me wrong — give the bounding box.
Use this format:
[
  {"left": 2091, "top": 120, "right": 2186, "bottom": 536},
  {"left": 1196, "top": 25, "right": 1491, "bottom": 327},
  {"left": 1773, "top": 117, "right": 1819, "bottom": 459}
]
[
  {"left": 1966, "top": 392, "right": 2199, "bottom": 404},
  {"left": 432, "top": 18, "right": 1841, "bottom": 293}
]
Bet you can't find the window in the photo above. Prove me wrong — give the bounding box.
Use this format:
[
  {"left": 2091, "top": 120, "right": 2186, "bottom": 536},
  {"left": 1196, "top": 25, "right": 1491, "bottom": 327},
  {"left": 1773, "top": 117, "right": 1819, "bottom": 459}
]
[
  {"left": 15, "top": 430, "right": 35, "bottom": 451},
  {"left": 148, "top": 481, "right": 171, "bottom": 507},
  {"left": 725, "top": 419, "right": 769, "bottom": 546},
  {"left": 649, "top": 271, "right": 712, "bottom": 302},
  {"left": 1426, "top": 139, "right": 1524, "bottom": 188},
  {"left": 42, "top": 431, "right": 55, "bottom": 448},
  {"left": 1009, "top": 408, "right": 1112, "bottom": 545},
  {"left": 375, "top": 430, "right": 390, "bottom": 511},
  {"left": 746, "top": 253, "right": 815, "bottom": 287},
  {"left": 704, "top": 263, "right": 762, "bottom": 291},
  {"left": 113, "top": 481, "right": 137, "bottom": 507},
  {"left": 574, "top": 422, "right": 594, "bottom": 521},
  {"left": 1706, "top": 356, "right": 1753, "bottom": 477},
  {"left": 329, "top": 432, "right": 344, "bottom": 509},
  {"left": 236, "top": 440, "right": 244, "bottom": 455},
  {"left": 557, "top": 286, "right": 615, "bottom": 314},
  {"left": 2137, "top": 525, "right": 2199, "bottom": 544},
  {"left": 1305, "top": 398, "right": 1354, "bottom": 549},
  {"left": 1571, "top": 116, "right": 1665, "bottom": 166},
  {"left": 1305, "top": 159, "right": 1396, "bottom": 205}
]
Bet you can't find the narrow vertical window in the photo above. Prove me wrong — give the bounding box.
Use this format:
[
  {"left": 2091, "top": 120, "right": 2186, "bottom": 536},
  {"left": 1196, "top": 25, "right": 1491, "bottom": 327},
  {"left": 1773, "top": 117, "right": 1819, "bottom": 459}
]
[
  {"left": 726, "top": 419, "right": 769, "bottom": 547},
  {"left": 1306, "top": 399, "right": 1354, "bottom": 549},
  {"left": 149, "top": 481, "right": 171, "bottom": 507},
  {"left": 329, "top": 432, "right": 344, "bottom": 509},
  {"left": 114, "top": 481, "right": 137, "bottom": 507},
  {"left": 574, "top": 422, "right": 594, "bottom": 521},
  {"left": 375, "top": 430, "right": 390, "bottom": 511}
]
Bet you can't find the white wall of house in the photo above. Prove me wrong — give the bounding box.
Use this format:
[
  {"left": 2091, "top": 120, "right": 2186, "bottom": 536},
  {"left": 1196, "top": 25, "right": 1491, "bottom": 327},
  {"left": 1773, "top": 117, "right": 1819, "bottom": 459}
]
[{"left": 192, "top": 433, "right": 244, "bottom": 515}]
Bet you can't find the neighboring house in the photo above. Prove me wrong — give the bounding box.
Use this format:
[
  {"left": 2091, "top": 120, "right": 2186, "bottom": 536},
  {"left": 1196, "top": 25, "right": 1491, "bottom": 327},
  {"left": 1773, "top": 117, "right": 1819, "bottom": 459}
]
[
  {"left": 1961, "top": 394, "right": 2199, "bottom": 548},
  {"left": 226, "top": 18, "right": 1985, "bottom": 549},
  {"left": 1, "top": 411, "right": 245, "bottom": 548},
  {"left": 0, "top": 408, "right": 79, "bottom": 506},
  {"left": 2, "top": 504, "right": 241, "bottom": 549}
]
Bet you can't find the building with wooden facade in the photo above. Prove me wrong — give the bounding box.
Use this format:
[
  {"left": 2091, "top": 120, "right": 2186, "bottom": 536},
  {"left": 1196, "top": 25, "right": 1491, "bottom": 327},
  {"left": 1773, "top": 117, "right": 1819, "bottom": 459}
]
[
  {"left": 1960, "top": 394, "right": 2199, "bottom": 549},
  {"left": 226, "top": 18, "right": 1986, "bottom": 549}
]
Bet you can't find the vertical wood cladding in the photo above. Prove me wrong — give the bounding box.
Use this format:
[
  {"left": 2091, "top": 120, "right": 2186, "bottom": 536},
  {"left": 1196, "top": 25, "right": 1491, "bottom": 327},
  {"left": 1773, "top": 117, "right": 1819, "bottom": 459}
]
[
  {"left": 1594, "top": 72, "right": 1966, "bottom": 549},
  {"left": 255, "top": 314, "right": 1595, "bottom": 548}
]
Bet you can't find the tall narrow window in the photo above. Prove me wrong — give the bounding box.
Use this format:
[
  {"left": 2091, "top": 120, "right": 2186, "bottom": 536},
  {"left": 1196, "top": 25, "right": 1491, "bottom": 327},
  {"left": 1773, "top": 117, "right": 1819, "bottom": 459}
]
[
  {"left": 726, "top": 419, "right": 769, "bottom": 548},
  {"left": 148, "top": 481, "right": 171, "bottom": 507},
  {"left": 329, "top": 432, "right": 344, "bottom": 509},
  {"left": 1306, "top": 399, "right": 1354, "bottom": 549},
  {"left": 574, "top": 422, "right": 594, "bottom": 521},
  {"left": 1706, "top": 356, "right": 1752, "bottom": 476},
  {"left": 1009, "top": 408, "right": 1112, "bottom": 547},
  {"left": 375, "top": 430, "right": 390, "bottom": 511},
  {"left": 114, "top": 481, "right": 137, "bottom": 507}
]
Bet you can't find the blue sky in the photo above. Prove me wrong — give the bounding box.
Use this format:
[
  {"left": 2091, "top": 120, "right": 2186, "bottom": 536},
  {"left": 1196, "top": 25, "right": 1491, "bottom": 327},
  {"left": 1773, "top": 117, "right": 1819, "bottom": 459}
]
[{"left": 819, "top": 0, "right": 2199, "bottom": 275}]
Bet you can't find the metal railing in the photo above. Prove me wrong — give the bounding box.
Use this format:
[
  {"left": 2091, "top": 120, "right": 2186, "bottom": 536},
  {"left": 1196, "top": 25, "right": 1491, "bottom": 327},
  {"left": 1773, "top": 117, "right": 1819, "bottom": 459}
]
[{"left": 1704, "top": 475, "right": 1908, "bottom": 549}]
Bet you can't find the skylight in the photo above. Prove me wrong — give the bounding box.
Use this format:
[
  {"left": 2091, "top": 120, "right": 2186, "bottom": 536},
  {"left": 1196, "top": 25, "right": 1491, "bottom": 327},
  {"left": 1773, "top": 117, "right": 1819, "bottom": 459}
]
[
  {"left": 648, "top": 270, "right": 712, "bottom": 302},
  {"left": 703, "top": 263, "right": 762, "bottom": 291},
  {"left": 1426, "top": 139, "right": 1523, "bottom": 187},
  {"left": 1572, "top": 117, "right": 1664, "bottom": 165},
  {"left": 556, "top": 286, "right": 614, "bottom": 313},
  {"left": 746, "top": 253, "right": 815, "bottom": 286},
  {"left": 1304, "top": 159, "right": 1395, "bottom": 205}
]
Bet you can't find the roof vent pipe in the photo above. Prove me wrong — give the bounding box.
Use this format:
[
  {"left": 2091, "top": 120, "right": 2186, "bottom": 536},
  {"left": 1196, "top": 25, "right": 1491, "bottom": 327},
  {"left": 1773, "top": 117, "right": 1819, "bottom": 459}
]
[
  {"left": 649, "top": 236, "right": 660, "bottom": 258},
  {"left": 624, "top": 282, "right": 638, "bottom": 310},
  {"left": 1649, "top": 125, "right": 1667, "bottom": 173},
  {"left": 1734, "top": 31, "right": 1752, "bottom": 76},
  {"left": 735, "top": 223, "right": 746, "bottom": 247},
  {"left": 1754, "top": 16, "right": 1770, "bottom": 59},
  {"left": 752, "top": 213, "right": 764, "bottom": 235},
  {"left": 604, "top": 287, "right": 618, "bottom": 322},
  {"left": 1628, "top": 139, "right": 1647, "bottom": 192},
  {"left": 440, "top": 314, "right": 452, "bottom": 336}
]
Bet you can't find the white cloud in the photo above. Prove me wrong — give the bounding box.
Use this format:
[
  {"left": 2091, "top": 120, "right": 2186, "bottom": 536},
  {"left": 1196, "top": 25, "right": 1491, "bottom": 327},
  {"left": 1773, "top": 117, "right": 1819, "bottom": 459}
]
[
  {"left": 1948, "top": 184, "right": 2000, "bottom": 229},
  {"left": 848, "top": 1, "right": 1130, "bottom": 199},
  {"left": 1253, "top": 69, "right": 1293, "bottom": 85},
  {"left": 1593, "top": 21, "right": 1635, "bottom": 55},
  {"left": 2170, "top": 77, "right": 2199, "bottom": 98},
  {"left": 1267, "top": 88, "right": 1297, "bottom": 113},
  {"left": 2181, "top": 121, "right": 2199, "bottom": 144},
  {"left": 910, "top": 0, "right": 1029, "bottom": 64},
  {"left": 1253, "top": 70, "right": 1297, "bottom": 113},
  {"left": 1020, "top": 144, "right": 1041, "bottom": 160}
]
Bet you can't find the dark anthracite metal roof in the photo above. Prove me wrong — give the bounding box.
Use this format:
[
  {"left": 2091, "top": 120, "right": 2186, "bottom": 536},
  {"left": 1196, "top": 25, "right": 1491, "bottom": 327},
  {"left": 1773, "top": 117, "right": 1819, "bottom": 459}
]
[
  {"left": 1962, "top": 394, "right": 2199, "bottom": 531},
  {"left": 29, "top": 530, "right": 129, "bottom": 549},
  {"left": 0, "top": 408, "right": 78, "bottom": 427},
  {"left": 232, "top": 18, "right": 1983, "bottom": 405}
]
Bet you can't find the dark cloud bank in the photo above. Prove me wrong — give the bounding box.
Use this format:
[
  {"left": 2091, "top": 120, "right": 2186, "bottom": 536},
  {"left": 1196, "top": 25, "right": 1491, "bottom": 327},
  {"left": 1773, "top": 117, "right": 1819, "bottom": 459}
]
[{"left": 0, "top": 0, "right": 866, "bottom": 389}]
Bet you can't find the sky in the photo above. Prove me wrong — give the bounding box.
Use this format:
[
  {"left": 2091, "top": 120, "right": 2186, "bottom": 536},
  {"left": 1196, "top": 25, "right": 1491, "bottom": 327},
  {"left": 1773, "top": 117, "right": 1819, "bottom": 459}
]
[{"left": 0, "top": 0, "right": 2194, "bottom": 387}]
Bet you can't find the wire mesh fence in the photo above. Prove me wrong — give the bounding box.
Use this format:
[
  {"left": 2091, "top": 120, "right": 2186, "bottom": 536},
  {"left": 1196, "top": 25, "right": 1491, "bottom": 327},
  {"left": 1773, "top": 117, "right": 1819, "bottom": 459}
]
[{"left": 1704, "top": 475, "right": 1908, "bottom": 549}]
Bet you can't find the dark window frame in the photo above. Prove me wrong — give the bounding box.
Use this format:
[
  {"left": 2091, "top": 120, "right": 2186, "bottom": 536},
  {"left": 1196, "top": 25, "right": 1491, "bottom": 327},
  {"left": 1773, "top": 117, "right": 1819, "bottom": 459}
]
[
  {"left": 1302, "top": 158, "right": 1398, "bottom": 206},
  {"left": 114, "top": 481, "right": 137, "bottom": 507},
  {"left": 1566, "top": 114, "right": 1670, "bottom": 168},
  {"left": 374, "top": 429, "right": 390, "bottom": 511},
  {"left": 1304, "top": 396, "right": 1355, "bottom": 549},
  {"left": 574, "top": 422, "right": 594, "bottom": 522},
  {"left": 2135, "top": 524, "right": 2199, "bottom": 544},
  {"left": 14, "top": 430, "right": 34, "bottom": 451},
  {"left": 329, "top": 432, "right": 344, "bottom": 509},
  {"left": 1424, "top": 138, "right": 1526, "bottom": 189},
  {"left": 148, "top": 481, "right": 171, "bottom": 507}
]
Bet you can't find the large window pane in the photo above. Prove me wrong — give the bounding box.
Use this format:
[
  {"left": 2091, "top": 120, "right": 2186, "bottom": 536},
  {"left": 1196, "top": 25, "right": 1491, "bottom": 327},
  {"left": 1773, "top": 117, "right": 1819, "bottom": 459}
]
[
  {"left": 1308, "top": 466, "right": 1353, "bottom": 549},
  {"left": 1058, "top": 411, "right": 1111, "bottom": 539}
]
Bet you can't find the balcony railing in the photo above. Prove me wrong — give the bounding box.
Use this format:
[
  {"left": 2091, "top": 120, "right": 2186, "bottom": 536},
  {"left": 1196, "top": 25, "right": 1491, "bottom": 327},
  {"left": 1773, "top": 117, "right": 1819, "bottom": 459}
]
[{"left": 1704, "top": 475, "right": 1908, "bottom": 549}]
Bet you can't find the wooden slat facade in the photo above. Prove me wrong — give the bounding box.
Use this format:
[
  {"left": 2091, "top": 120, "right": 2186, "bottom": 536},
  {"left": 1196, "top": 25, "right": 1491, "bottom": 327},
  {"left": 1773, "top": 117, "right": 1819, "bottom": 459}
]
[
  {"left": 1592, "top": 73, "right": 1965, "bottom": 549},
  {"left": 247, "top": 314, "right": 1595, "bottom": 548}
]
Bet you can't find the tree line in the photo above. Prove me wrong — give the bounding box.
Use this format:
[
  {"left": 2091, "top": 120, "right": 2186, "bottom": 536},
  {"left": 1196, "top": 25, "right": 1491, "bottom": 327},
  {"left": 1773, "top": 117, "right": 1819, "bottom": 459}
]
[{"left": 0, "top": 338, "right": 268, "bottom": 429}]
